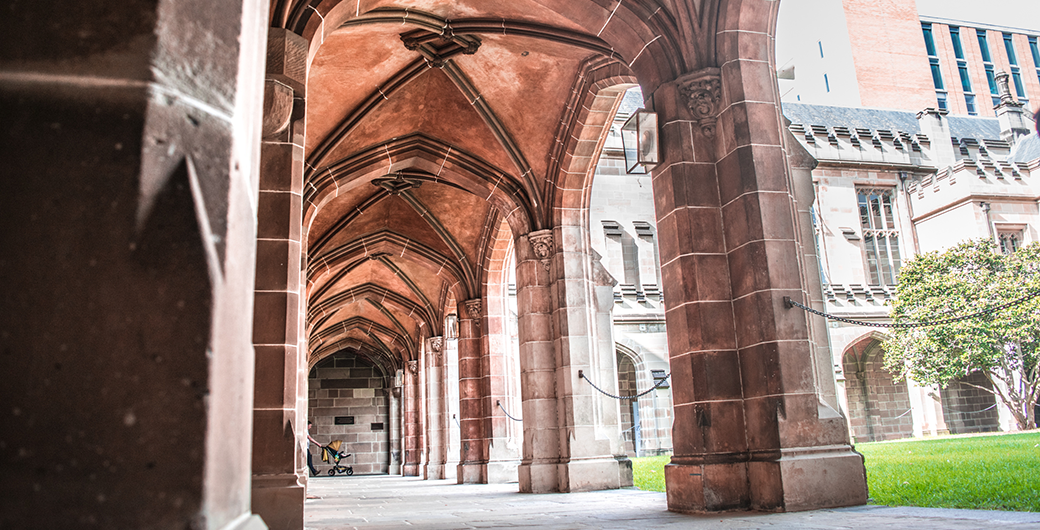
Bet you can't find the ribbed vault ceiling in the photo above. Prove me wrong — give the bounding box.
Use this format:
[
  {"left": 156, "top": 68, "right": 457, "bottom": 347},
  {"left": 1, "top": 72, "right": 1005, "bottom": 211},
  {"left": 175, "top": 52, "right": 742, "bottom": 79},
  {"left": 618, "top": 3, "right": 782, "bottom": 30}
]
[{"left": 274, "top": 0, "right": 712, "bottom": 372}]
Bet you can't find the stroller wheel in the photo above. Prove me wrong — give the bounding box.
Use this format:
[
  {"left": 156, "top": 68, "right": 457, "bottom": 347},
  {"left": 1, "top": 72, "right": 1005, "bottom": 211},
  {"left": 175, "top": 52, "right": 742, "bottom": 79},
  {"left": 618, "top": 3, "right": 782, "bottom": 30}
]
[
  {"left": 328, "top": 469, "right": 336, "bottom": 476},
  {"left": 346, "top": 468, "right": 354, "bottom": 476}
]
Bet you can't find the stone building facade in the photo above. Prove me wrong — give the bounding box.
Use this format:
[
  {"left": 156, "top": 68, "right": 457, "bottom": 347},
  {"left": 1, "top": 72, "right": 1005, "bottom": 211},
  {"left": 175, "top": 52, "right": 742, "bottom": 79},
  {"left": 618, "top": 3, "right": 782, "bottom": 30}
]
[{"left": 775, "top": 0, "right": 1040, "bottom": 442}]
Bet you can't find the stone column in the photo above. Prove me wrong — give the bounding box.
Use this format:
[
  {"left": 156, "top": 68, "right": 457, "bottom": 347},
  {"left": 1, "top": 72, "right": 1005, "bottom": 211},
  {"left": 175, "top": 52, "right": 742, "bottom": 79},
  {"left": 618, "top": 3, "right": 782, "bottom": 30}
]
[
  {"left": 0, "top": 1, "right": 268, "bottom": 528},
  {"left": 551, "top": 229, "right": 632, "bottom": 491},
  {"left": 444, "top": 338, "right": 462, "bottom": 481},
  {"left": 457, "top": 299, "right": 488, "bottom": 483},
  {"left": 654, "top": 59, "right": 866, "bottom": 511},
  {"left": 402, "top": 360, "right": 422, "bottom": 476},
  {"left": 424, "top": 337, "right": 447, "bottom": 479},
  {"left": 250, "top": 27, "right": 309, "bottom": 530},
  {"left": 515, "top": 231, "right": 562, "bottom": 492},
  {"left": 483, "top": 284, "right": 522, "bottom": 483},
  {"left": 783, "top": 124, "right": 839, "bottom": 411},
  {"left": 389, "top": 369, "right": 403, "bottom": 475}
]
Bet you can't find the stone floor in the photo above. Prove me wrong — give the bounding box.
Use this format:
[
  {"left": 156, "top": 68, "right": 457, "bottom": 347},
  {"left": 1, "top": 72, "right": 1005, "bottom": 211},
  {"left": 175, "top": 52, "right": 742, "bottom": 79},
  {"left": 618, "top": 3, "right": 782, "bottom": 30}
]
[{"left": 304, "top": 475, "right": 1040, "bottom": 529}]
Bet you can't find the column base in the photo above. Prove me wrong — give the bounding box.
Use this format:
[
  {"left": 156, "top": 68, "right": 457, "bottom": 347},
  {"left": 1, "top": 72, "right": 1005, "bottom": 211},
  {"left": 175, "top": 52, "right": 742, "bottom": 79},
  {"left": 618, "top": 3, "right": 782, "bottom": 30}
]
[
  {"left": 486, "top": 459, "right": 519, "bottom": 484},
  {"left": 424, "top": 463, "right": 447, "bottom": 480},
  {"left": 402, "top": 464, "right": 420, "bottom": 476},
  {"left": 558, "top": 456, "right": 632, "bottom": 492},
  {"left": 754, "top": 445, "right": 868, "bottom": 512},
  {"left": 665, "top": 445, "right": 867, "bottom": 513},
  {"left": 251, "top": 474, "right": 304, "bottom": 530},
  {"left": 457, "top": 462, "right": 488, "bottom": 484},
  {"left": 665, "top": 459, "right": 749, "bottom": 513},
  {"left": 518, "top": 461, "right": 558, "bottom": 493}
]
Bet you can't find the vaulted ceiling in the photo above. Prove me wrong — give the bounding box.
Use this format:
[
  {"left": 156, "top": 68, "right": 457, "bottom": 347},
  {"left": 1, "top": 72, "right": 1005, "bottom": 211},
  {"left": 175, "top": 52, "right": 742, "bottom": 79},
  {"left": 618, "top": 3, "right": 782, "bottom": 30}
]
[{"left": 272, "top": 0, "right": 720, "bottom": 372}]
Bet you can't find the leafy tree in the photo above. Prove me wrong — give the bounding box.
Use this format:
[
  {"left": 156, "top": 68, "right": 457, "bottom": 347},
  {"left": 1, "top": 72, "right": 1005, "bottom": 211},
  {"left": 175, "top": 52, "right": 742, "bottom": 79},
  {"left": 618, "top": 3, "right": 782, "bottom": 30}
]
[{"left": 883, "top": 238, "right": 1040, "bottom": 430}]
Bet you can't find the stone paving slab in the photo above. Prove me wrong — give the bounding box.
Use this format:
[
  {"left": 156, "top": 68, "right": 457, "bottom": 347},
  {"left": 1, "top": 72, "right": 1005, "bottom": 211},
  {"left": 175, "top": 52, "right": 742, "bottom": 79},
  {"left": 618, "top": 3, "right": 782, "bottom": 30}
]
[{"left": 304, "top": 475, "right": 1040, "bottom": 529}]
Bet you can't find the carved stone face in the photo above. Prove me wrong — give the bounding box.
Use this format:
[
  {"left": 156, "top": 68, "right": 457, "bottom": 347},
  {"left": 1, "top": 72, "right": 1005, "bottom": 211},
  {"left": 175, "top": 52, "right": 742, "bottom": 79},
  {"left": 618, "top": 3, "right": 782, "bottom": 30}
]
[{"left": 531, "top": 239, "right": 552, "bottom": 259}]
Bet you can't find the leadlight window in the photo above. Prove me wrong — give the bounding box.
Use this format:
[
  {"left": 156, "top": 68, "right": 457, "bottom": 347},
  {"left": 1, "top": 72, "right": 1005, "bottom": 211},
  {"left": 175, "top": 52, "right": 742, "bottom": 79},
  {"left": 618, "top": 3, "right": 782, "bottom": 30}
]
[
  {"left": 998, "top": 230, "right": 1023, "bottom": 255},
  {"left": 857, "top": 189, "right": 902, "bottom": 286}
]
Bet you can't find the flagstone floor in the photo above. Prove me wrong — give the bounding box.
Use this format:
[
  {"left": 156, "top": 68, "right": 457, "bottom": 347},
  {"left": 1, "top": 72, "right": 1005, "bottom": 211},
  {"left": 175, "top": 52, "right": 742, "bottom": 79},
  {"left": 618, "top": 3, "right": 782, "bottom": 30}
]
[{"left": 304, "top": 475, "right": 1040, "bottom": 529}]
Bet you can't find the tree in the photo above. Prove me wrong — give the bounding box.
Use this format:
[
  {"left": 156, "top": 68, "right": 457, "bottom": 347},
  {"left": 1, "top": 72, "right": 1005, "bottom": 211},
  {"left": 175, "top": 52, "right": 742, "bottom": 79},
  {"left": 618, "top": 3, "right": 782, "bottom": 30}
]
[{"left": 882, "top": 238, "right": 1040, "bottom": 430}]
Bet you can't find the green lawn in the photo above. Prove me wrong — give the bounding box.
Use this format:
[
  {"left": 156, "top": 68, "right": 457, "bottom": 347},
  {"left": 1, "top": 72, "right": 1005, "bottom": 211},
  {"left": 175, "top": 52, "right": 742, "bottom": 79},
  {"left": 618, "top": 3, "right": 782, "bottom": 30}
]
[
  {"left": 630, "top": 432, "right": 1040, "bottom": 512},
  {"left": 856, "top": 431, "right": 1040, "bottom": 511},
  {"left": 632, "top": 455, "right": 670, "bottom": 492}
]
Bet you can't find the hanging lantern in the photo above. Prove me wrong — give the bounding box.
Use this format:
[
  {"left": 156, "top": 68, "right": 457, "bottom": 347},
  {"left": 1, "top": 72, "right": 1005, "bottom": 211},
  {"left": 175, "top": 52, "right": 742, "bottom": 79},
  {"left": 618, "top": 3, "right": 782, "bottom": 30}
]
[{"left": 620, "top": 109, "right": 659, "bottom": 174}]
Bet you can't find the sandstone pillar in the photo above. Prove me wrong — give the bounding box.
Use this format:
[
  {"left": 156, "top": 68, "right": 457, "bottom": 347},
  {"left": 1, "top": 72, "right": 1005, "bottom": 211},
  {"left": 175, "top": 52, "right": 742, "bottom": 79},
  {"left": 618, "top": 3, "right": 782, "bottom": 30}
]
[
  {"left": 389, "top": 369, "right": 403, "bottom": 475},
  {"left": 551, "top": 228, "right": 633, "bottom": 491},
  {"left": 424, "top": 337, "right": 448, "bottom": 479},
  {"left": 784, "top": 124, "right": 840, "bottom": 411},
  {"left": 0, "top": 1, "right": 268, "bottom": 528},
  {"left": 443, "top": 338, "right": 462, "bottom": 481},
  {"left": 483, "top": 282, "right": 522, "bottom": 483},
  {"left": 457, "top": 299, "right": 489, "bottom": 483},
  {"left": 515, "top": 231, "right": 562, "bottom": 492},
  {"left": 402, "top": 360, "right": 422, "bottom": 476},
  {"left": 250, "top": 27, "right": 309, "bottom": 530},
  {"left": 654, "top": 56, "right": 866, "bottom": 513}
]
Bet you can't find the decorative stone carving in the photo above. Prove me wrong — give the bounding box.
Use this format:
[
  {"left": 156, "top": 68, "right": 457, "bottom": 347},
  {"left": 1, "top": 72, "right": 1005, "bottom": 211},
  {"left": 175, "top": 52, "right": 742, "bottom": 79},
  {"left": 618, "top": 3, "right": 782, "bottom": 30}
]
[
  {"left": 995, "top": 70, "right": 1023, "bottom": 107},
  {"left": 678, "top": 68, "right": 722, "bottom": 137},
  {"left": 428, "top": 336, "right": 444, "bottom": 363},
  {"left": 372, "top": 172, "right": 422, "bottom": 194},
  {"left": 462, "top": 299, "right": 482, "bottom": 319},
  {"left": 407, "top": 360, "right": 418, "bottom": 374},
  {"left": 528, "top": 229, "right": 554, "bottom": 271}
]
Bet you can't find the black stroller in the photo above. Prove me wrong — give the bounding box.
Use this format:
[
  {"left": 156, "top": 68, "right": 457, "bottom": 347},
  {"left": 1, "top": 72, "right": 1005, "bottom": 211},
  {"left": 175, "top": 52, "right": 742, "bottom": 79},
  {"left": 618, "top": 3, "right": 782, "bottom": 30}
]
[{"left": 320, "top": 440, "right": 353, "bottom": 476}]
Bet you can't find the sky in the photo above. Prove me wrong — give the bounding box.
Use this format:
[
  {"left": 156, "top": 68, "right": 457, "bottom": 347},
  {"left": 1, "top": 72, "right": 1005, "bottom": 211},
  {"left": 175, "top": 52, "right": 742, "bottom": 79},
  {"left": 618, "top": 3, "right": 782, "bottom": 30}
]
[{"left": 915, "top": 0, "right": 1040, "bottom": 33}]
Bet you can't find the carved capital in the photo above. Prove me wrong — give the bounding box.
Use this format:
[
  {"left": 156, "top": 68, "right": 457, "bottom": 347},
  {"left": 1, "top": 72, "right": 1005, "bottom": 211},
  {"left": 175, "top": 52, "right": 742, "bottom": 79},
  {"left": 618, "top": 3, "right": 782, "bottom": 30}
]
[
  {"left": 407, "top": 360, "right": 418, "bottom": 374},
  {"left": 430, "top": 336, "right": 443, "bottom": 352},
  {"left": 677, "top": 68, "right": 722, "bottom": 137},
  {"left": 528, "top": 229, "right": 554, "bottom": 271},
  {"left": 462, "top": 299, "right": 482, "bottom": 319}
]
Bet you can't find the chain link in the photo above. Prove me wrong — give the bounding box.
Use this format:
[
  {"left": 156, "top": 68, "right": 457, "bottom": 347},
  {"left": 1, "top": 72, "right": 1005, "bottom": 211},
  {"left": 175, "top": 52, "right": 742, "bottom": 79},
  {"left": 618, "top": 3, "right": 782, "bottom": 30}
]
[
  {"left": 496, "top": 400, "right": 522, "bottom": 422},
  {"left": 783, "top": 288, "right": 1040, "bottom": 329},
  {"left": 579, "top": 370, "right": 671, "bottom": 400}
]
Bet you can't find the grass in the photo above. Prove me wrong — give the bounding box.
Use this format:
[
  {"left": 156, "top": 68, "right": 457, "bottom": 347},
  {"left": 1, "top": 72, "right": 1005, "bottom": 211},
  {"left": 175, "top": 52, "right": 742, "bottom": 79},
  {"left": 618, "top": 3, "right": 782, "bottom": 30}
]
[
  {"left": 630, "top": 431, "right": 1040, "bottom": 512},
  {"left": 631, "top": 455, "right": 670, "bottom": 492},
  {"left": 856, "top": 431, "right": 1040, "bottom": 511}
]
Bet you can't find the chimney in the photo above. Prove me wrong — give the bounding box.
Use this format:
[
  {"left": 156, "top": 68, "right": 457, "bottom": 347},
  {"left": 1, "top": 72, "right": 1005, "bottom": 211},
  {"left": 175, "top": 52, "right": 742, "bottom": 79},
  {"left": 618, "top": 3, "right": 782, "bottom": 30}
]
[{"left": 994, "top": 70, "right": 1032, "bottom": 144}]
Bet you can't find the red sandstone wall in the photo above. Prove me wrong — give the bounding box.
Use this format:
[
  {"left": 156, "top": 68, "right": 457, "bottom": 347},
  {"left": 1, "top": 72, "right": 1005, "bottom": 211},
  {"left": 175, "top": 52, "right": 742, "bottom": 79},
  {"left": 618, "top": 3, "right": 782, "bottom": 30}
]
[{"left": 842, "top": 0, "right": 936, "bottom": 111}]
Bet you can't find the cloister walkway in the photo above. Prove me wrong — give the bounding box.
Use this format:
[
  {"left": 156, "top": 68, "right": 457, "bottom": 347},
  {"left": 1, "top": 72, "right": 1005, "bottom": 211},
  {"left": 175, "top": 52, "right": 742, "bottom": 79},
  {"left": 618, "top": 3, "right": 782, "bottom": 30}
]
[{"left": 304, "top": 475, "right": 1040, "bottom": 529}]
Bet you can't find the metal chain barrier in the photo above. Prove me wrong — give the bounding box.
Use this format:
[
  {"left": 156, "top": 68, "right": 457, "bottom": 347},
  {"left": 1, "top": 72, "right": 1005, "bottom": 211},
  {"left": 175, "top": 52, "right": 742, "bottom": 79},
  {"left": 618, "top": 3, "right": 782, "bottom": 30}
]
[
  {"left": 496, "top": 400, "right": 522, "bottom": 422},
  {"left": 578, "top": 369, "right": 671, "bottom": 400},
  {"left": 783, "top": 288, "right": 1040, "bottom": 329}
]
